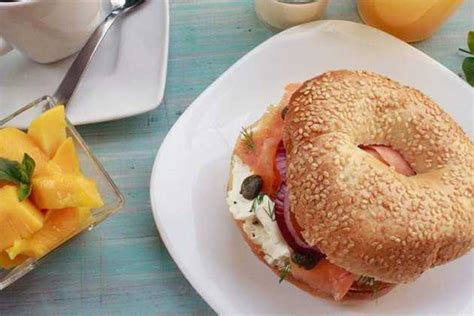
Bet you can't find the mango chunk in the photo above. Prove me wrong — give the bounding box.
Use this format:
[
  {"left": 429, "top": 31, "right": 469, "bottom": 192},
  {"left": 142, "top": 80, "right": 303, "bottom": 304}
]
[
  {"left": 32, "top": 174, "right": 103, "bottom": 209},
  {"left": 45, "top": 161, "right": 63, "bottom": 175},
  {"left": 7, "top": 208, "right": 91, "bottom": 259},
  {"left": 0, "top": 128, "right": 49, "bottom": 176},
  {"left": 0, "top": 251, "right": 27, "bottom": 269},
  {"left": 27, "top": 106, "right": 67, "bottom": 158},
  {"left": 52, "top": 138, "right": 80, "bottom": 174},
  {"left": 0, "top": 186, "right": 44, "bottom": 251}
]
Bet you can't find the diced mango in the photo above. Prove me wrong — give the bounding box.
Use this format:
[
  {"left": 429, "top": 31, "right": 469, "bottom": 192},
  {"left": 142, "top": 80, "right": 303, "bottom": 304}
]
[
  {"left": 0, "top": 251, "right": 27, "bottom": 269},
  {"left": 7, "top": 208, "right": 91, "bottom": 259},
  {"left": 0, "top": 128, "right": 49, "bottom": 176},
  {"left": 0, "top": 186, "right": 44, "bottom": 251},
  {"left": 52, "top": 138, "right": 80, "bottom": 174},
  {"left": 0, "top": 106, "right": 105, "bottom": 264},
  {"left": 32, "top": 174, "right": 103, "bottom": 209},
  {"left": 45, "top": 161, "right": 63, "bottom": 175},
  {"left": 27, "top": 106, "right": 67, "bottom": 158}
]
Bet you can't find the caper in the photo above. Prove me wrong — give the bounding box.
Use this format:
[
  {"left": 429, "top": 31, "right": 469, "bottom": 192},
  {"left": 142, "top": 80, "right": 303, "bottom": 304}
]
[
  {"left": 291, "top": 252, "right": 324, "bottom": 270},
  {"left": 240, "top": 175, "right": 263, "bottom": 200},
  {"left": 281, "top": 106, "right": 289, "bottom": 119}
]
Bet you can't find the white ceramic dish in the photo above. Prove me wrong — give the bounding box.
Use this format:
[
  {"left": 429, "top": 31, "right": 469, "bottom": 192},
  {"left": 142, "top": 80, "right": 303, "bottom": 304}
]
[
  {"left": 0, "top": 0, "right": 169, "bottom": 126},
  {"left": 150, "top": 20, "right": 473, "bottom": 315}
]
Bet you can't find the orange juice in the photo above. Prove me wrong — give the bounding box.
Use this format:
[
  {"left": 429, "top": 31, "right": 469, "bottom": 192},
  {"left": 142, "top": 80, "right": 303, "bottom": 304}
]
[{"left": 357, "top": 0, "right": 464, "bottom": 42}]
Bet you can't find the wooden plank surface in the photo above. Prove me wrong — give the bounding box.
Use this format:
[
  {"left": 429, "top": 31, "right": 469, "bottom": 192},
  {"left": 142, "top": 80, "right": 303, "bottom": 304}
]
[{"left": 0, "top": 0, "right": 472, "bottom": 314}]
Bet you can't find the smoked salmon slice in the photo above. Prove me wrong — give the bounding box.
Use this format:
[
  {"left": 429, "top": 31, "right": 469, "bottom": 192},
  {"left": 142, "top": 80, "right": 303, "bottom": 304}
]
[
  {"left": 363, "top": 145, "right": 415, "bottom": 176},
  {"left": 291, "top": 259, "right": 355, "bottom": 301},
  {"left": 235, "top": 84, "right": 301, "bottom": 195}
]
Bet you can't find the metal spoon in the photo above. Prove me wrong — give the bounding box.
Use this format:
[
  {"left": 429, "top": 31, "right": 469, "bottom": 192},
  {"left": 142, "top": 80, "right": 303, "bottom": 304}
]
[{"left": 53, "top": 0, "right": 146, "bottom": 106}]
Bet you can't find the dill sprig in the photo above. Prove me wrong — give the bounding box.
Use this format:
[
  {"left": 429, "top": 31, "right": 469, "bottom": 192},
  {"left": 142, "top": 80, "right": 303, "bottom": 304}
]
[
  {"left": 240, "top": 127, "right": 255, "bottom": 152},
  {"left": 250, "top": 193, "right": 265, "bottom": 213},
  {"left": 357, "top": 275, "right": 377, "bottom": 290},
  {"left": 279, "top": 261, "right": 291, "bottom": 283},
  {"left": 249, "top": 194, "right": 275, "bottom": 221},
  {"left": 262, "top": 199, "right": 275, "bottom": 221}
]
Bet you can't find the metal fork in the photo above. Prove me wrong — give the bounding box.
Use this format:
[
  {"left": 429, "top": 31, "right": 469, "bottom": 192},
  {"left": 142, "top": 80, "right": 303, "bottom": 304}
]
[{"left": 53, "top": 0, "right": 146, "bottom": 106}]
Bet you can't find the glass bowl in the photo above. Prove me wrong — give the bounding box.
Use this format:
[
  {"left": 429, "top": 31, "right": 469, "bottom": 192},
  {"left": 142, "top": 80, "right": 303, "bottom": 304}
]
[{"left": 0, "top": 96, "right": 124, "bottom": 290}]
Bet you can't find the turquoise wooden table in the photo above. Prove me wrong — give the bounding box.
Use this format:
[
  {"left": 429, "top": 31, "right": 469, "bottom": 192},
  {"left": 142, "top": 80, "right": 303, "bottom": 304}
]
[{"left": 0, "top": 1, "right": 472, "bottom": 314}]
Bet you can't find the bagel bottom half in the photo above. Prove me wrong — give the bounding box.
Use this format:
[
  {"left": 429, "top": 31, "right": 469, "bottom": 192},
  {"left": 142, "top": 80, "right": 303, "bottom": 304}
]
[{"left": 227, "top": 149, "right": 395, "bottom": 302}]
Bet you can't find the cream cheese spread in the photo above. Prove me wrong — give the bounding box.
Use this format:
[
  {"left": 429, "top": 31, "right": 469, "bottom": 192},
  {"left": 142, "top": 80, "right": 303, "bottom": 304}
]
[{"left": 227, "top": 156, "right": 290, "bottom": 267}]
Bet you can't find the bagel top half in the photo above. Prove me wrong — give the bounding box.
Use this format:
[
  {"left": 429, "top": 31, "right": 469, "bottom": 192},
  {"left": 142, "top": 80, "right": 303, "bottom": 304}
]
[{"left": 283, "top": 70, "right": 473, "bottom": 283}]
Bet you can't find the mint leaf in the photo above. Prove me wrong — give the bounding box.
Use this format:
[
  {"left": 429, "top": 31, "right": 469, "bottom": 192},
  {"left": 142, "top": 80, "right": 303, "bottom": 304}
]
[
  {"left": 468, "top": 31, "right": 474, "bottom": 54},
  {"left": 0, "top": 158, "right": 22, "bottom": 184},
  {"left": 18, "top": 183, "right": 32, "bottom": 202},
  {"left": 462, "top": 57, "right": 474, "bottom": 86},
  {"left": 18, "top": 154, "right": 35, "bottom": 184},
  {"left": 0, "top": 154, "right": 35, "bottom": 201}
]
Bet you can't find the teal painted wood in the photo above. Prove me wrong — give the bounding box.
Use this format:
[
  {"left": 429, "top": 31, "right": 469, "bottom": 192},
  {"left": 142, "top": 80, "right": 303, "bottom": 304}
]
[{"left": 0, "top": 0, "right": 472, "bottom": 315}]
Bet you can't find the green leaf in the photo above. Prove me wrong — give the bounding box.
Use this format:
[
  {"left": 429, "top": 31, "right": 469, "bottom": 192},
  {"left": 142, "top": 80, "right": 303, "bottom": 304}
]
[
  {"left": 462, "top": 57, "right": 474, "bottom": 87},
  {"left": 279, "top": 261, "right": 291, "bottom": 284},
  {"left": 468, "top": 31, "right": 474, "bottom": 54},
  {"left": 357, "top": 275, "right": 376, "bottom": 288},
  {"left": 250, "top": 193, "right": 265, "bottom": 213},
  {"left": 18, "top": 154, "right": 35, "bottom": 184},
  {"left": 0, "top": 157, "right": 22, "bottom": 184},
  {"left": 0, "top": 154, "right": 36, "bottom": 200},
  {"left": 240, "top": 127, "right": 255, "bottom": 153},
  {"left": 18, "top": 183, "right": 32, "bottom": 202}
]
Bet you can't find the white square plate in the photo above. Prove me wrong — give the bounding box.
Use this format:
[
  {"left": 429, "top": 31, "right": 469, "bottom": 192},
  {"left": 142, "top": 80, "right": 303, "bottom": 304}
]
[
  {"left": 150, "top": 20, "right": 473, "bottom": 315},
  {"left": 0, "top": 0, "right": 169, "bottom": 126}
]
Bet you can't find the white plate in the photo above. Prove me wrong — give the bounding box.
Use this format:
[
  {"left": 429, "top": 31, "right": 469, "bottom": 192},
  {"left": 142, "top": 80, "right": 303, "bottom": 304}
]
[
  {"left": 150, "top": 20, "right": 474, "bottom": 315},
  {"left": 0, "top": 0, "right": 169, "bottom": 126}
]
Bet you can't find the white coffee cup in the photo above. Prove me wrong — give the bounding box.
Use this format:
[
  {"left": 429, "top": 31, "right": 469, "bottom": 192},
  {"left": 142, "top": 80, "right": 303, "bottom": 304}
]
[
  {"left": 255, "top": 0, "right": 330, "bottom": 31},
  {"left": 0, "top": 0, "right": 102, "bottom": 64}
]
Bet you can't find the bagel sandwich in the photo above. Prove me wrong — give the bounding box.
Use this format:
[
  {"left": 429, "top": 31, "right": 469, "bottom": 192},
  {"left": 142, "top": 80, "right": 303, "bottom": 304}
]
[{"left": 226, "top": 70, "right": 473, "bottom": 301}]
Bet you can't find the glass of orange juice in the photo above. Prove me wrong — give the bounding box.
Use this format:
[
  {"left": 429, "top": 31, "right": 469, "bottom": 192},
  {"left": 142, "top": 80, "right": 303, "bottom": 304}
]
[{"left": 357, "top": 0, "right": 464, "bottom": 42}]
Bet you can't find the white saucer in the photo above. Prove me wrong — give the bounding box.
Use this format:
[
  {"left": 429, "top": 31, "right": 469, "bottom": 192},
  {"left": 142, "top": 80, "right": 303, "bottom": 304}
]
[
  {"left": 150, "top": 20, "right": 473, "bottom": 315},
  {"left": 0, "top": 0, "right": 169, "bottom": 126}
]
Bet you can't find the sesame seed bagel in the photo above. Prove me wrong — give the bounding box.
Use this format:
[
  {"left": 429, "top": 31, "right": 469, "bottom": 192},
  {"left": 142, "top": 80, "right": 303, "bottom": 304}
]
[{"left": 283, "top": 70, "right": 473, "bottom": 284}]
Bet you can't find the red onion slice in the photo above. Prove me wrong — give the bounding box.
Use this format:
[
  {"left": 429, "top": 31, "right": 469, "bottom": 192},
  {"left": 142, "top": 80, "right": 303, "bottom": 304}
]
[
  {"left": 275, "top": 141, "right": 287, "bottom": 179},
  {"left": 274, "top": 142, "right": 317, "bottom": 254}
]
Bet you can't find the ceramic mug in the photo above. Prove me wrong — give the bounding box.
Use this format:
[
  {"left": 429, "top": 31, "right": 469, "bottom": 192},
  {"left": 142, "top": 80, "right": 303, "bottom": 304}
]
[
  {"left": 255, "top": 0, "right": 330, "bottom": 31},
  {"left": 0, "top": 0, "right": 102, "bottom": 64}
]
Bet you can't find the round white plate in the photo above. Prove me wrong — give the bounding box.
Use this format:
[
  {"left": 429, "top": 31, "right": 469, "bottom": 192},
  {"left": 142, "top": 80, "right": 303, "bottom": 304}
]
[
  {"left": 0, "top": 0, "right": 169, "bottom": 126},
  {"left": 150, "top": 20, "right": 473, "bottom": 315}
]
